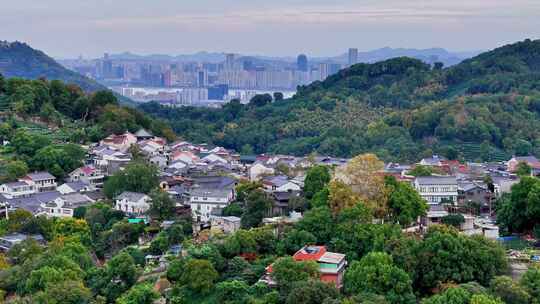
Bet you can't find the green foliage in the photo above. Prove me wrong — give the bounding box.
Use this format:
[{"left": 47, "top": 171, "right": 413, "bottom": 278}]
[
  {"left": 30, "top": 143, "right": 85, "bottom": 178},
  {"left": 385, "top": 176, "right": 428, "bottom": 226},
  {"left": 345, "top": 252, "right": 416, "bottom": 304},
  {"left": 5, "top": 160, "right": 28, "bottom": 181},
  {"left": 241, "top": 190, "right": 272, "bottom": 228},
  {"left": 496, "top": 177, "right": 540, "bottom": 234},
  {"left": 215, "top": 280, "right": 250, "bottom": 304},
  {"left": 490, "top": 276, "right": 531, "bottom": 304},
  {"left": 271, "top": 257, "right": 319, "bottom": 291},
  {"left": 285, "top": 280, "right": 340, "bottom": 304},
  {"left": 520, "top": 266, "right": 540, "bottom": 303},
  {"left": 104, "top": 162, "right": 159, "bottom": 198},
  {"left": 304, "top": 165, "right": 331, "bottom": 199},
  {"left": 441, "top": 214, "right": 466, "bottom": 228},
  {"left": 116, "top": 283, "right": 159, "bottom": 304},
  {"left": 148, "top": 188, "right": 175, "bottom": 221},
  {"left": 516, "top": 162, "right": 532, "bottom": 176},
  {"left": 412, "top": 226, "right": 508, "bottom": 293},
  {"left": 178, "top": 259, "right": 218, "bottom": 295}
]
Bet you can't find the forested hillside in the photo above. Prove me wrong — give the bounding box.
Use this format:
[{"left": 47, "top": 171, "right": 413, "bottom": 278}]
[
  {"left": 141, "top": 39, "right": 540, "bottom": 162},
  {"left": 0, "top": 41, "right": 107, "bottom": 92}
]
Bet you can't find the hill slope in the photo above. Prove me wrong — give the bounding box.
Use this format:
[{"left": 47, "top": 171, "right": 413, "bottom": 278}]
[
  {"left": 0, "top": 41, "right": 107, "bottom": 92},
  {"left": 140, "top": 39, "right": 540, "bottom": 162}
]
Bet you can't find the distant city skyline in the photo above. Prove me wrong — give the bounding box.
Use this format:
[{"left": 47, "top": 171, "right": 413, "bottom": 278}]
[{"left": 2, "top": 0, "right": 539, "bottom": 58}]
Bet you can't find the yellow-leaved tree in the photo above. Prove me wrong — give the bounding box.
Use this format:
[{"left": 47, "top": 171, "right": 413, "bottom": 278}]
[{"left": 334, "top": 153, "right": 388, "bottom": 218}]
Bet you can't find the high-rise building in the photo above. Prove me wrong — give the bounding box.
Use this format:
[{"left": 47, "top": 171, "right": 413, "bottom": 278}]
[
  {"left": 297, "top": 54, "right": 308, "bottom": 72},
  {"left": 225, "top": 53, "right": 235, "bottom": 70},
  {"left": 348, "top": 48, "right": 358, "bottom": 66}
]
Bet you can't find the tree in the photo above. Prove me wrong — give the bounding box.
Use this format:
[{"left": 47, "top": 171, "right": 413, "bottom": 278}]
[
  {"left": 385, "top": 176, "right": 428, "bottom": 226},
  {"left": 408, "top": 165, "right": 440, "bottom": 177},
  {"left": 179, "top": 259, "right": 218, "bottom": 294},
  {"left": 286, "top": 280, "right": 340, "bottom": 304},
  {"left": 304, "top": 165, "right": 331, "bottom": 199},
  {"left": 34, "top": 280, "right": 92, "bottom": 304},
  {"left": 496, "top": 177, "right": 540, "bottom": 234},
  {"left": 414, "top": 226, "right": 507, "bottom": 293},
  {"left": 216, "top": 280, "right": 250, "bottom": 304},
  {"left": 222, "top": 203, "right": 244, "bottom": 217},
  {"left": 334, "top": 154, "right": 387, "bottom": 217},
  {"left": 271, "top": 257, "right": 319, "bottom": 290},
  {"left": 490, "top": 276, "right": 531, "bottom": 304},
  {"left": 279, "top": 229, "right": 317, "bottom": 255},
  {"left": 516, "top": 162, "right": 532, "bottom": 176},
  {"left": 5, "top": 161, "right": 28, "bottom": 181},
  {"left": 328, "top": 180, "right": 361, "bottom": 214},
  {"left": 296, "top": 206, "right": 335, "bottom": 243},
  {"left": 148, "top": 189, "right": 175, "bottom": 221},
  {"left": 104, "top": 162, "right": 159, "bottom": 198},
  {"left": 30, "top": 144, "right": 86, "bottom": 178},
  {"left": 520, "top": 266, "right": 540, "bottom": 303},
  {"left": 241, "top": 190, "right": 272, "bottom": 228},
  {"left": 421, "top": 287, "right": 471, "bottom": 304},
  {"left": 249, "top": 94, "right": 272, "bottom": 107},
  {"left": 273, "top": 92, "right": 284, "bottom": 101},
  {"left": 116, "top": 283, "right": 159, "bottom": 304},
  {"left": 441, "top": 214, "right": 465, "bottom": 228},
  {"left": 345, "top": 252, "right": 415, "bottom": 304}
]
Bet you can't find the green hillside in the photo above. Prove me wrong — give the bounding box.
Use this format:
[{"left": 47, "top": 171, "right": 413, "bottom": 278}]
[
  {"left": 140, "top": 39, "right": 540, "bottom": 162},
  {"left": 0, "top": 41, "right": 107, "bottom": 92}
]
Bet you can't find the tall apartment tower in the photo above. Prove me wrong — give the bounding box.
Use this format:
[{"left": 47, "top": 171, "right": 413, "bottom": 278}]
[
  {"left": 348, "top": 48, "right": 358, "bottom": 66},
  {"left": 225, "top": 53, "right": 235, "bottom": 70},
  {"left": 297, "top": 54, "right": 308, "bottom": 72}
]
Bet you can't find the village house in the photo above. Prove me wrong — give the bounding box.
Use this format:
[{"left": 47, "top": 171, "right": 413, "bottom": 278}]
[
  {"left": 210, "top": 216, "right": 241, "bottom": 234},
  {"left": 189, "top": 188, "right": 235, "bottom": 223},
  {"left": 249, "top": 162, "right": 275, "bottom": 181},
  {"left": 262, "top": 175, "right": 302, "bottom": 193},
  {"left": 57, "top": 182, "right": 92, "bottom": 195},
  {"left": 115, "top": 191, "right": 152, "bottom": 216},
  {"left": 0, "top": 181, "right": 35, "bottom": 199},
  {"left": 41, "top": 193, "right": 95, "bottom": 217},
  {"left": 134, "top": 128, "right": 154, "bottom": 141},
  {"left": 414, "top": 176, "right": 458, "bottom": 205},
  {"left": 69, "top": 165, "right": 105, "bottom": 188},
  {"left": 261, "top": 245, "right": 346, "bottom": 289},
  {"left": 0, "top": 233, "right": 45, "bottom": 252},
  {"left": 506, "top": 155, "right": 540, "bottom": 173},
  {"left": 100, "top": 131, "right": 137, "bottom": 152},
  {"left": 20, "top": 172, "right": 57, "bottom": 192}
]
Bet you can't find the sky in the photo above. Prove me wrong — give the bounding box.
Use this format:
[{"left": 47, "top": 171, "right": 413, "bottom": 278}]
[{"left": 2, "top": 0, "right": 540, "bottom": 58}]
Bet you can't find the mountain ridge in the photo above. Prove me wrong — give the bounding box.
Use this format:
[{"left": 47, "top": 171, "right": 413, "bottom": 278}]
[{"left": 139, "top": 39, "right": 540, "bottom": 162}]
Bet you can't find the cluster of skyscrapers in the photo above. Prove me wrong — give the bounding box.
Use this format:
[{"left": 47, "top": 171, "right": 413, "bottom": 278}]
[{"left": 65, "top": 48, "right": 360, "bottom": 106}]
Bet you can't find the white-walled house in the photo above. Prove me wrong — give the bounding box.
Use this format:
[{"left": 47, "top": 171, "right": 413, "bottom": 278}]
[
  {"left": 57, "top": 182, "right": 92, "bottom": 195},
  {"left": 0, "top": 181, "right": 35, "bottom": 199},
  {"left": 20, "top": 172, "right": 57, "bottom": 192},
  {"left": 249, "top": 162, "right": 275, "bottom": 181},
  {"left": 414, "top": 176, "right": 458, "bottom": 205},
  {"left": 115, "top": 191, "right": 151, "bottom": 215},
  {"left": 69, "top": 166, "right": 105, "bottom": 188},
  {"left": 189, "top": 188, "right": 235, "bottom": 223},
  {"left": 41, "top": 193, "right": 94, "bottom": 218},
  {"left": 262, "top": 175, "right": 302, "bottom": 192}
]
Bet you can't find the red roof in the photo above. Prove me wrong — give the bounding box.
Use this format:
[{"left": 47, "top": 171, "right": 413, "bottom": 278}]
[
  {"left": 293, "top": 246, "right": 327, "bottom": 262},
  {"left": 80, "top": 166, "right": 96, "bottom": 175}
]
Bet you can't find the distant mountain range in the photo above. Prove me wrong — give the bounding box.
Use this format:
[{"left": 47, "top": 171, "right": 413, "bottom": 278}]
[
  {"left": 0, "top": 41, "right": 107, "bottom": 92},
  {"left": 72, "top": 47, "right": 481, "bottom": 67}
]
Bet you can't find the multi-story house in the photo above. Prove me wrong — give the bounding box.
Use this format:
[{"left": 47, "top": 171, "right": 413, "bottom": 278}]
[
  {"left": 189, "top": 188, "right": 235, "bottom": 223},
  {"left": 41, "top": 193, "right": 94, "bottom": 218},
  {"left": 115, "top": 191, "right": 151, "bottom": 216},
  {"left": 20, "top": 172, "right": 57, "bottom": 192},
  {"left": 68, "top": 165, "right": 105, "bottom": 188},
  {"left": 261, "top": 245, "right": 347, "bottom": 289},
  {"left": 0, "top": 181, "right": 35, "bottom": 199},
  {"left": 414, "top": 176, "right": 458, "bottom": 205}
]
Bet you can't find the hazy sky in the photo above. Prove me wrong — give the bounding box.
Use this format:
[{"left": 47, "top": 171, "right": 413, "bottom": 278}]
[{"left": 2, "top": 0, "right": 540, "bottom": 58}]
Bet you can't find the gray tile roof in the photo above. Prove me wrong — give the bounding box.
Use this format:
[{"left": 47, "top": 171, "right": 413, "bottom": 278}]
[
  {"left": 25, "top": 172, "right": 55, "bottom": 181},
  {"left": 117, "top": 191, "right": 148, "bottom": 202},
  {"left": 416, "top": 176, "right": 457, "bottom": 185}
]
